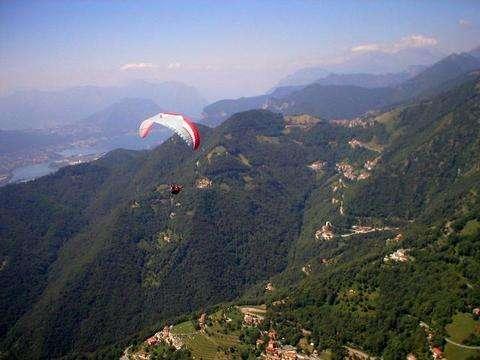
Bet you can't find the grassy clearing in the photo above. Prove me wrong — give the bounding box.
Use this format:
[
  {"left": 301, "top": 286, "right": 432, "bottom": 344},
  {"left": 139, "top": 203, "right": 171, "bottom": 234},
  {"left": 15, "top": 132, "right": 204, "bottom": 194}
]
[
  {"left": 461, "top": 219, "right": 480, "bottom": 237},
  {"left": 444, "top": 313, "right": 480, "bottom": 360},
  {"left": 172, "top": 320, "right": 195, "bottom": 334},
  {"left": 444, "top": 343, "right": 480, "bottom": 360},
  {"left": 319, "top": 350, "right": 333, "bottom": 360},
  {"left": 363, "top": 141, "right": 384, "bottom": 153},
  {"left": 446, "top": 313, "right": 477, "bottom": 343}
]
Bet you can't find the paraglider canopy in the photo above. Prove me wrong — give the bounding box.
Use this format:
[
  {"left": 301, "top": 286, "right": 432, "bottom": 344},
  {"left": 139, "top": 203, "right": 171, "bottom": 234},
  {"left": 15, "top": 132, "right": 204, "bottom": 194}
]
[{"left": 139, "top": 112, "right": 200, "bottom": 150}]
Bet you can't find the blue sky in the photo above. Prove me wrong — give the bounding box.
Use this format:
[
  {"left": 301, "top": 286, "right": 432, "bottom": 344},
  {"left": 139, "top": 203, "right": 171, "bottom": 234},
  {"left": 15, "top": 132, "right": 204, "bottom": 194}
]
[{"left": 1, "top": 0, "right": 479, "bottom": 99}]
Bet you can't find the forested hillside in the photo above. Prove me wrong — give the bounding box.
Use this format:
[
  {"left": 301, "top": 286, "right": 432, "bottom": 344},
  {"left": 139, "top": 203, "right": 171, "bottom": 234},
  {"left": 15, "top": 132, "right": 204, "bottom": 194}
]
[
  {"left": 1, "top": 72, "right": 479, "bottom": 359},
  {"left": 0, "top": 111, "right": 331, "bottom": 358},
  {"left": 261, "top": 73, "right": 480, "bottom": 359}
]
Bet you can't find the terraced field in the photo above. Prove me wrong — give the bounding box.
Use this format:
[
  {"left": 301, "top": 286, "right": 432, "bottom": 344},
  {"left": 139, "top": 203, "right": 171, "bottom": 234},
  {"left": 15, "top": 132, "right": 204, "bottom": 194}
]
[{"left": 171, "top": 309, "right": 243, "bottom": 360}]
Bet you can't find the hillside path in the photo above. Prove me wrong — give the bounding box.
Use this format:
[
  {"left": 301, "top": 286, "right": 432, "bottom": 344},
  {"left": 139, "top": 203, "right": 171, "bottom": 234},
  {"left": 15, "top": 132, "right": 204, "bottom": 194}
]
[{"left": 445, "top": 338, "right": 480, "bottom": 350}]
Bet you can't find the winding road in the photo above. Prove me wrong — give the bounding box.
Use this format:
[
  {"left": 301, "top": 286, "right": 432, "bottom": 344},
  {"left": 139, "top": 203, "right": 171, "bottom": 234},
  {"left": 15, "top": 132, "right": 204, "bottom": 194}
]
[{"left": 445, "top": 338, "right": 480, "bottom": 350}]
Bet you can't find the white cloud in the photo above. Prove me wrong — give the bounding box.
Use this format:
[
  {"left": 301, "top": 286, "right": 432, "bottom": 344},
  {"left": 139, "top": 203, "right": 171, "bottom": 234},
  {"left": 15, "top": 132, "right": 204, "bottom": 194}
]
[
  {"left": 121, "top": 62, "right": 155, "bottom": 71},
  {"left": 393, "top": 34, "right": 438, "bottom": 50},
  {"left": 350, "top": 34, "right": 438, "bottom": 54},
  {"left": 167, "top": 62, "right": 182, "bottom": 70},
  {"left": 459, "top": 19, "right": 472, "bottom": 28},
  {"left": 351, "top": 44, "right": 381, "bottom": 53}
]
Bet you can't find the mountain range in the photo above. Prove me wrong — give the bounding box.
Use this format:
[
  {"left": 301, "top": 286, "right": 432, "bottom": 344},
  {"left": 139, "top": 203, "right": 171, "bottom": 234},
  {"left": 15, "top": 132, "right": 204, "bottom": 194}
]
[
  {"left": 0, "top": 50, "right": 479, "bottom": 359},
  {"left": 275, "top": 47, "right": 443, "bottom": 87},
  {"left": 0, "top": 81, "right": 206, "bottom": 131},
  {"left": 202, "top": 51, "right": 480, "bottom": 127}
]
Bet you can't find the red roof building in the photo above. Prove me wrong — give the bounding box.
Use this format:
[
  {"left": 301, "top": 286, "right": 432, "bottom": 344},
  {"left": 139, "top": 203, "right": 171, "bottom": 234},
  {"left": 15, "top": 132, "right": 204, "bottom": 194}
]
[{"left": 432, "top": 347, "right": 443, "bottom": 359}]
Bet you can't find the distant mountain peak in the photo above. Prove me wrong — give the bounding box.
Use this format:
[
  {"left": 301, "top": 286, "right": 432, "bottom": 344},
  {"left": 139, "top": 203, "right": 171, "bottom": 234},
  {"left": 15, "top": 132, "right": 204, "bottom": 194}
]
[{"left": 0, "top": 81, "right": 206, "bottom": 130}]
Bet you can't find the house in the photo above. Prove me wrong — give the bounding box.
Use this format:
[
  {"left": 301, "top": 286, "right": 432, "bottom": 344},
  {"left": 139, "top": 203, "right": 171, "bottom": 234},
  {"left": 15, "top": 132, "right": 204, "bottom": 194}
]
[
  {"left": 432, "top": 347, "right": 443, "bottom": 359},
  {"left": 244, "top": 314, "right": 264, "bottom": 326},
  {"left": 384, "top": 248, "right": 410, "bottom": 263},
  {"left": 307, "top": 161, "right": 326, "bottom": 172},
  {"left": 266, "top": 335, "right": 280, "bottom": 360},
  {"left": 348, "top": 139, "right": 362, "bottom": 148},
  {"left": 198, "top": 313, "right": 207, "bottom": 330},
  {"left": 196, "top": 177, "right": 212, "bottom": 189},
  {"left": 281, "top": 345, "right": 298, "bottom": 360},
  {"left": 146, "top": 336, "right": 159, "bottom": 346},
  {"left": 302, "top": 264, "right": 312, "bottom": 275},
  {"left": 315, "top": 221, "right": 334, "bottom": 240},
  {"left": 161, "top": 325, "right": 171, "bottom": 339},
  {"left": 357, "top": 171, "right": 370, "bottom": 180}
]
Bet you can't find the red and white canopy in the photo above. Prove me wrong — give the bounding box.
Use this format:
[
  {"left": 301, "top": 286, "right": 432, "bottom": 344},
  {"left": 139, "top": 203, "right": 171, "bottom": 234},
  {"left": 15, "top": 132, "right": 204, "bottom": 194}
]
[{"left": 139, "top": 112, "right": 200, "bottom": 150}]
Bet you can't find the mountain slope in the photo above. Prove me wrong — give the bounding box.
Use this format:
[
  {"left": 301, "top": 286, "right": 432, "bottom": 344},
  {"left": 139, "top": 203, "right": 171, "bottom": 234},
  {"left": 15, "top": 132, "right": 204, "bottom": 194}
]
[
  {"left": 0, "top": 112, "right": 326, "bottom": 358},
  {"left": 79, "top": 98, "right": 162, "bottom": 133},
  {"left": 202, "top": 52, "right": 480, "bottom": 127},
  {"left": 1, "top": 74, "right": 479, "bottom": 359},
  {"left": 267, "top": 84, "right": 400, "bottom": 119},
  {"left": 397, "top": 52, "right": 480, "bottom": 97},
  {"left": 315, "top": 72, "right": 410, "bottom": 88},
  {"left": 274, "top": 47, "right": 442, "bottom": 87},
  {"left": 263, "top": 73, "right": 480, "bottom": 359}
]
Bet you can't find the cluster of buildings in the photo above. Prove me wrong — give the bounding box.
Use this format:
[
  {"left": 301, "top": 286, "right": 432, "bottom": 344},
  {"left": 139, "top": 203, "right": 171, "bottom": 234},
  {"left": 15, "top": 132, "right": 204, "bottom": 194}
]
[
  {"left": 330, "top": 117, "right": 375, "bottom": 128},
  {"left": 364, "top": 157, "right": 380, "bottom": 171},
  {"left": 307, "top": 161, "right": 326, "bottom": 172},
  {"left": 419, "top": 322, "right": 444, "bottom": 360},
  {"left": 198, "top": 312, "right": 207, "bottom": 331},
  {"left": 335, "top": 162, "right": 357, "bottom": 180},
  {"left": 335, "top": 162, "right": 370, "bottom": 181},
  {"left": 284, "top": 114, "right": 321, "bottom": 129},
  {"left": 302, "top": 264, "right": 312, "bottom": 275},
  {"left": 265, "top": 330, "right": 298, "bottom": 360},
  {"left": 145, "top": 325, "right": 184, "bottom": 350},
  {"left": 155, "top": 230, "right": 173, "bottom": 244},
  {"left": 196, "top": 177, "right": 212, "bottom": 189},
  {"left": 386, "top": 233, "right": 403, "bottom": 245},
  {"left": 265, "top": 282, "right": 275, "bottom": 292},
  {"left": 473, "top": 307, "right": 480, "bottom": 319},
  {"left": 383, "top": 248, "right": 411, "bottom": 263},
  {"left": 244, "top": 313, "right": 264, "bottom": 326},
  {"left": 315, "top": 221, "right": 334, "bottom": 240},
  {"left": 348, "top": 139, "right": 365, "bottom": 149}
]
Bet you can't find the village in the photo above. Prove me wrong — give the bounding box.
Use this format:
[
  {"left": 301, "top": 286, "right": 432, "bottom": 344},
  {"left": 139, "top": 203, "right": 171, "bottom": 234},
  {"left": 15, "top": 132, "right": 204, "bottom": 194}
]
[
  {"left": 121, "top": 302, "right": 332, "bottom": 360},
  {"left": 314, "top": 221, "right": 401, "bottom": 242}
]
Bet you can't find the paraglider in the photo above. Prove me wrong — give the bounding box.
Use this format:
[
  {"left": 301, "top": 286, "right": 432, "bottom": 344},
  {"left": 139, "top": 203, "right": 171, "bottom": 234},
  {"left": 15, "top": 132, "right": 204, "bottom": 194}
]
[
  {"left": 139, "top": 112, "right": 200, "bottom": 150},
  {"left": 170, "top": 184, "right": 183, "bottom": 195},
  {"left": 139, "top": 112, "right": 201, "bottom": 196}
]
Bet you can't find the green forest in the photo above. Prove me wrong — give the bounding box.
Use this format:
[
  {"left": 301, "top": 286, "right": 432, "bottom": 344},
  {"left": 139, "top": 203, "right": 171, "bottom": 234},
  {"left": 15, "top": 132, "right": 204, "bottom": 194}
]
[{"left": 1, "top": 67, "right": 480, "bottom": 359}]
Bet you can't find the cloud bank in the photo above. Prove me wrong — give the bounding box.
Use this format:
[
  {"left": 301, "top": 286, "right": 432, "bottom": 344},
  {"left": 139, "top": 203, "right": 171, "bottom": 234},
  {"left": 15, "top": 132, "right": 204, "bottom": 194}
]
[
  {"left": 351, "top": 34, "right": 438, "bottom": 54},
  {"left": 121, "top": 62, "right": 156, "bottom": 71}
]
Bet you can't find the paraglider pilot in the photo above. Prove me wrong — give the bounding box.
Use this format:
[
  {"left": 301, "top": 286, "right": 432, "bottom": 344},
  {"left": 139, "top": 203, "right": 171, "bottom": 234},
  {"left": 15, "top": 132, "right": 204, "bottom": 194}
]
[{"left": 170, "top": 184, "right": 183, "bottom": 195}]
